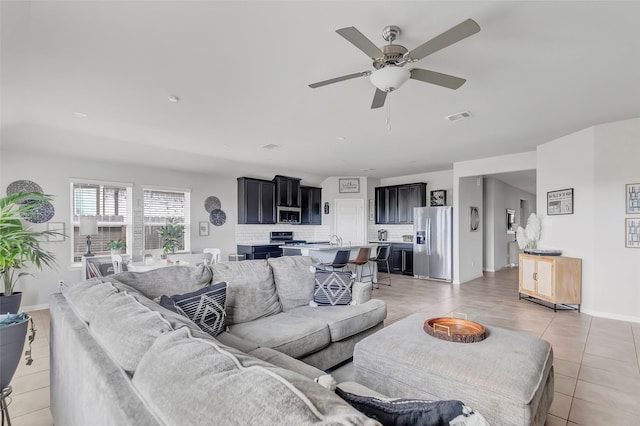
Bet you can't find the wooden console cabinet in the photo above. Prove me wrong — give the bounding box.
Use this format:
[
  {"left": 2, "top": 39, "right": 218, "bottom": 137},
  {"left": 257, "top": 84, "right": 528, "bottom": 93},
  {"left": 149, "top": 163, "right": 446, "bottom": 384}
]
[{"left": 518, "top": 253, "right": 582, "bottom": 311}]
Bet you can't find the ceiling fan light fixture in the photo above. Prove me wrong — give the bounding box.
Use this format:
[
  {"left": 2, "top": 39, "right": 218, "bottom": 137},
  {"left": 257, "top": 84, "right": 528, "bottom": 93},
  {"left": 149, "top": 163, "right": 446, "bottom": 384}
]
[{"left": 369, "top": 66, "right": 410, "bottom": 92}]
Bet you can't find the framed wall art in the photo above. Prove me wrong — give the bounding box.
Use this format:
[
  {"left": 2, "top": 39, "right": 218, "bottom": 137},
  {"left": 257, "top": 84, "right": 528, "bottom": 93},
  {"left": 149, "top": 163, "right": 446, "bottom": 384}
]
[
  {"left": 369, "top": 199, "right": 375, "bottom": 221},
  {"left": 626, "top": 218, "right": 640, "bottom": 248},
  {"left": 506, "top": 209, "right": 516, "bottom": 234},
  {"left": 199, "top": 221, "right": 209, "bottom": 236},
  {"left": 430, "top": 190, "right": 446, "bottom": 207},
  {"left": 339, "top": 178, "right": 360, "bottom": 193},
  {"left": 547, "top": 188, "right": 574, "bottom": 215},
  {"left": 626, "top": 183, "right": 640, "bottom": 214},
  {"left": 47, "top": 222, "right": 65, "bottom": 242}
]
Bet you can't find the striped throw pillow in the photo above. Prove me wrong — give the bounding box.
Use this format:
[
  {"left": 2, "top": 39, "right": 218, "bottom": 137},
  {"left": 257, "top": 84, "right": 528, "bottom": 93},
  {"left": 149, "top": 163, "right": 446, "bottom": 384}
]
[{"left": 312, "top": 271, "right": 354, "bottom": 306}]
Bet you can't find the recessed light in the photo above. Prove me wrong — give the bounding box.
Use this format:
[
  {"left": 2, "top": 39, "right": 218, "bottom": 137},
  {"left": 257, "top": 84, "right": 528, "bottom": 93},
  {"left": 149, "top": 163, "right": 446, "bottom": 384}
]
[
  {"left": 336, "top": 136, "right": 346, "bottom": 141},
  {"left": 262, "top": 144, "right": 280, "bottom": 150},
  {"left": 74, "top": 112, "right": 88, "bottom": 118},
  {"left": 168, "top": 95, "right": 180, "bottom": 103},
  {"left": 446, "top": 111, "right": 473, "bottom": 122},
  {"left": 361, "top": 168, "right": 375, "bottom": 172}
]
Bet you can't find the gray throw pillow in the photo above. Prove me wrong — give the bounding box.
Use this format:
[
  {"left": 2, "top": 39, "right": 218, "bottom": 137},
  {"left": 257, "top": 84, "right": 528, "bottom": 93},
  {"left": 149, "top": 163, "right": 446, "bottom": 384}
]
[
  {"left": 159, "top": 282, "right": 227, "bottom": 337},
  {"left": 312, "top": 270, "right": 353, "bottom": 306}
]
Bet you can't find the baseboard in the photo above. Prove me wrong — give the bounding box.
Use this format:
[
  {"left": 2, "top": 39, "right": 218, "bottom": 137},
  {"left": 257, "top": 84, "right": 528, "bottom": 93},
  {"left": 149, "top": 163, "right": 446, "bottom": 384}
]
[
  {"left": 580, "top": 308, "right": 640, "bottom": 324},
  {"left": 22, "top": 303, "right": 50, "bottom": 313}
]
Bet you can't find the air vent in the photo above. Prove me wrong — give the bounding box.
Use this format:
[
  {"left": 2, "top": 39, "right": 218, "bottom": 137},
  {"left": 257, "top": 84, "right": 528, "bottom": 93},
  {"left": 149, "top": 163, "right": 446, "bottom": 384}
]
[
  {"left": 261, "top": 144, "right": 281, "bottom": 150},
  {"left": 446, "top": 111, "right": 473, "bottom": 122}
]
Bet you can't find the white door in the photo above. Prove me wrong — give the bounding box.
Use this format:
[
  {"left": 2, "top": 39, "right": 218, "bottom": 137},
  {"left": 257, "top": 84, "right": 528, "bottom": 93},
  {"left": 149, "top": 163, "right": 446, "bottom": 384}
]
[{"left": 335, "top": 199, "right": 365, "bottom": 245}]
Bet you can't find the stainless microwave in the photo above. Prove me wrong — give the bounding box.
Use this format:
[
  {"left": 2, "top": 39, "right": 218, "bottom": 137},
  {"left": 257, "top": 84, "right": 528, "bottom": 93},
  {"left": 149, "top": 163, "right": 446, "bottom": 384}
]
[{"left": 277, "top": 206, "right": 301, "bottom": 224}]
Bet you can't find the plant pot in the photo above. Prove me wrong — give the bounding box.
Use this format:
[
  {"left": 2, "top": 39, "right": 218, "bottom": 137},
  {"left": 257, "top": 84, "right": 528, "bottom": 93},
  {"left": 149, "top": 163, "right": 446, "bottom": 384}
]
[
  {"left": 110, "top": 249, "right": 122, "bottom": 255},
  {"left": 0, "top": 292, "right": 22, "bottom": 315},
  {"left": 0, "top": 318, "right": 28, "bottom": 389}
]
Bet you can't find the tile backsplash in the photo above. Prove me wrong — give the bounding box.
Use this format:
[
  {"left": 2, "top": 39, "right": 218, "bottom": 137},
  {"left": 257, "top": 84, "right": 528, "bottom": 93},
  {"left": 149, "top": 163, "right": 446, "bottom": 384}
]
[
  {"left": 368, "top": 225, "right": 414, "bottom": 242},
  {"left": 236, "top": 225, "right": 330, "bottom": 245}
]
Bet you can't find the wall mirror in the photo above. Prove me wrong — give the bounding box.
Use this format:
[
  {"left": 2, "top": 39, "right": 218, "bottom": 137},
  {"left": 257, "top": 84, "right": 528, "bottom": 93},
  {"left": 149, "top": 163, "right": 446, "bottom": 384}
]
[{"left": 506, "top": 209, "right": 516, "bottom": 234}]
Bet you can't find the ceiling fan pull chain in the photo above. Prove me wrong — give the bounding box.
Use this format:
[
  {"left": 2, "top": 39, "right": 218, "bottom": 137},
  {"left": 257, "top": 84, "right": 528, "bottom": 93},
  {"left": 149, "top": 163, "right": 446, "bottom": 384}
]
[{"left": 386, "top": 92, "right": 391, "bottom": 131}]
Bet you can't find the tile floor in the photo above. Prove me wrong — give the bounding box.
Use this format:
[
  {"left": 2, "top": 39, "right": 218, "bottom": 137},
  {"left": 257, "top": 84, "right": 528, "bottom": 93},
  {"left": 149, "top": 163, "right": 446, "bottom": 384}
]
[{"left": 8, "top": 267, "right": 640, "bottom": 425}]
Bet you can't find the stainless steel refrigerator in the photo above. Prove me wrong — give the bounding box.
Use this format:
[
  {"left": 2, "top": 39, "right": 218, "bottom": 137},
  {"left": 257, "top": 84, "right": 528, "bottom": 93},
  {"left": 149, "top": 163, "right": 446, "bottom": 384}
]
[{"left": 413, "top": 206, "right": 453, "bottom": 282}]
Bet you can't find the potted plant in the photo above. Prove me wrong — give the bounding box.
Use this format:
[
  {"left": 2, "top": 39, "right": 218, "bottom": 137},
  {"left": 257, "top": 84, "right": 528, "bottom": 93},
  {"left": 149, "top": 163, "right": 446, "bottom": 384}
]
[
  {"left": 0, "top": 192, "right": 60, "bottom": 314},
  {"left": 157, "top": 217, "right": 185, "bottom": 254},
  {"left": 106, "top": 239, "right": 126, "bottom": 254}
]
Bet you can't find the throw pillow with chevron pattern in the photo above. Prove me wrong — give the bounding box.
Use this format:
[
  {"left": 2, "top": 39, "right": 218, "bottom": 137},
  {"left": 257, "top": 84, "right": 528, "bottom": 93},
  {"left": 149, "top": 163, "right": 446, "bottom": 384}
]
[
  {"left": 159, "top": 281, "right": 227, "bottom": 336},
  {"left": 311, "top": 270, "right": 354, "bottom": 306}
]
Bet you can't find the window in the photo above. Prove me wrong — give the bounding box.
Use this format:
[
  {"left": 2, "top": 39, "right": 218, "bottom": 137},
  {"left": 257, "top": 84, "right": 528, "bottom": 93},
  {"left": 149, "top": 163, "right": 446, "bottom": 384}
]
[
  {"left": 143, "top": 188, "right": 190, "bottom": 252},
  {"left": 71, "top": 181, "right": 132, "bottom": 263}
]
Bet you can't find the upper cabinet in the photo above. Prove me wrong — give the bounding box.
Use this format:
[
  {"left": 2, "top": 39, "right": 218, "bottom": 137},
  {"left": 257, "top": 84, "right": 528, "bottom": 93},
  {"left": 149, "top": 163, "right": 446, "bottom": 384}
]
[
  {"left": 376, "top": 183, "right": 426, "bottom": 224},
  {"left": 237, "top": 177, "right": 276, "bottom": 224},
  {"left": 300, "top": 186, "right": 322, "bottom": 225},
  {"left": 273, "top": 175, "right": 301, "bottom": 208}
]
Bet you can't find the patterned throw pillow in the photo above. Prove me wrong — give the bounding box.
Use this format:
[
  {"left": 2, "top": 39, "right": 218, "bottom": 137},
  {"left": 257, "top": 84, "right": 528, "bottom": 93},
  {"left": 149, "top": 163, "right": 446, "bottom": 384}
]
[
  {"left": 159, "top": 282, "right": 227, "bottom": 337},
  {"left": 335, "top": 388, "right": 488, "bottom": 426},
  {"left": 311, "top": 270, "right": 354, "bottom": 306}
]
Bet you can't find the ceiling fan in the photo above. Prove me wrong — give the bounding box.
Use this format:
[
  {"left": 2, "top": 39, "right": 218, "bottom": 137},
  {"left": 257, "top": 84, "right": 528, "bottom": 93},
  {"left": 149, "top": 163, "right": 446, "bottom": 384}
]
[{"left": 309, "top": 19, "right": 480, "bottom": 109}]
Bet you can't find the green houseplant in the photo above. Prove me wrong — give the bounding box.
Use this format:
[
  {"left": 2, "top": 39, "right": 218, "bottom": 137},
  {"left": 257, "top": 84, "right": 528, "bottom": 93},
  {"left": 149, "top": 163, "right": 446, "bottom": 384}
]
[
  {"left": 157, "top": 217, "right": 185, "bottom": 254},
  {"left": 106, "top": 239, "right": 126, "bottom": 254},
  {"left": 0, "top": 192, "right": 60, "bottom": 313}
]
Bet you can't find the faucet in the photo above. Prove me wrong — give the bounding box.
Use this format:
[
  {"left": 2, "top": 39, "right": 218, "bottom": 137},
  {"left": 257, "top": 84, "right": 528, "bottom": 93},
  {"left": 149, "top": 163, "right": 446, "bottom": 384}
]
[{"left": 329, "top": 235, "right": 343, "bottom": 247}]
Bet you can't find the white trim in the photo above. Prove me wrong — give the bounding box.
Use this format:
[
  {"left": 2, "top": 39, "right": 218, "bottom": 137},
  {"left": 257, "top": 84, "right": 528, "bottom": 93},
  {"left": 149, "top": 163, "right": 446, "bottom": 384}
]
[
  {"left": 69, "top": 177, "right": 133, "bottom": 187},
  {"left": 142, "top": 184, "right": 192, "bottom": 193},
  {"left": 580, "top": 308, "right": 640, "bottom": 324}
]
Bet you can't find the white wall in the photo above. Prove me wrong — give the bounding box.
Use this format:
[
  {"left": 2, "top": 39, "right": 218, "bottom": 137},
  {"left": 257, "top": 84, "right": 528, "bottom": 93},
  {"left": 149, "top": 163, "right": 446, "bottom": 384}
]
[
  {"left": 483, "top": 177, "right": 536, "bottom": 272},
  {"left": 457, "top": 176, "right": 484, "bottom": 283},
  {"left": 537, "top": 118, "right": 640, "bottom": 322},
  {"left": 1, "top": 149, "right": 238, "bottom": 309}
]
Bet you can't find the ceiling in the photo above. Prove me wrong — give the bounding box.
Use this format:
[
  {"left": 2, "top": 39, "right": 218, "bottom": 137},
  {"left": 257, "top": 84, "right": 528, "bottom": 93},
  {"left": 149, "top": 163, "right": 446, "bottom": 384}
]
[{"left": 2, "top": 1, "right": 639, "bottom": 184}]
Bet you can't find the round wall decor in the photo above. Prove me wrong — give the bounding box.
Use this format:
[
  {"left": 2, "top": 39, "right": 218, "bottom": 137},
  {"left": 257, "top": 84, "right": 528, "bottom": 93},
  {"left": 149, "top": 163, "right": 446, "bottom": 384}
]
[
  {"left": 209, "top": 209, "right": 226, "bottom": 226},
  {"left": 22, "top": 199, "right": 55, "bottom": 223},
  {"left": 6, "top": 180, "right": 44, "bottom": 202},
  {"left": 204, "top": 196, "right": 221, "bottom": 213}
]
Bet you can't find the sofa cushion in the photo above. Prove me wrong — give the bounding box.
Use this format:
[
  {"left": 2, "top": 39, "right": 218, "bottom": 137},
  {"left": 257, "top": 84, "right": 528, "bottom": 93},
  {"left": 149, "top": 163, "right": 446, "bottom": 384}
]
[
  {"left": 288, "top": 299, "right": 387, "bottom": 342},
  {"left": 229, "top": 312, "right": 330, "bottom": 359},
  {"left": 312, "top": 270, "right": 354, "bottom": 306},
  {"left": 159, "top": 282, "right": 227, "bottom": 337},
  {"left": 89, "top": 291, "right": 172, "bottom": 374},
  {"left": 267, "top": 256, "right": 318, "bottom": 311},
  {"left": 209, "top": 260, "right": 282, "bottom": 325},
  {"left": 111, "top": 264, "right": 212, "bottom": 300},
  {"left": 63, "top": 279, "right": 118, "bottom": 323},
  {"left": 132, "top": 327, "right": 376, "bottom": 425}
]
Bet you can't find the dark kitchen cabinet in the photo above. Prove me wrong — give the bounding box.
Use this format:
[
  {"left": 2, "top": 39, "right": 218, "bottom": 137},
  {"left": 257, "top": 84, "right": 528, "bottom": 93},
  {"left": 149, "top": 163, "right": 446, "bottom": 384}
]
[
  {"left": 376, "top": 183, "right": 426, "bottom": 224},
  {"left": 390, "top": 243, "right": 414, "bottom": 275},
  {"left": 300, "top": 186, "right": 322, "bottom": 225},
  {"left": 273, "top": 175, "right": 301, "bottom": 208},
  {"left": 237, "top": 245, "right": 282, "bottom": 260},
  {"left": 237, "top": 177, "right": 276, "bottom": 224}
]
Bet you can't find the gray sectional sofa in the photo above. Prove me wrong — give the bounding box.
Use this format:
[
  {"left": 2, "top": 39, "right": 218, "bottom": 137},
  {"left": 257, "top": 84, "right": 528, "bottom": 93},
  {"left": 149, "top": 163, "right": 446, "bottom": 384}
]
[{"left": 50, "top": 256, "right": 387, "bottom": 425}]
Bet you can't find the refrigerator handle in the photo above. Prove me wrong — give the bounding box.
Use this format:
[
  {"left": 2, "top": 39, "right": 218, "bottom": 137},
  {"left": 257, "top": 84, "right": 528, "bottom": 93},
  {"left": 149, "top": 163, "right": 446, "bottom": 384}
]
[{"left": 425, "top": 218, "right": 432, "bottom": 255}]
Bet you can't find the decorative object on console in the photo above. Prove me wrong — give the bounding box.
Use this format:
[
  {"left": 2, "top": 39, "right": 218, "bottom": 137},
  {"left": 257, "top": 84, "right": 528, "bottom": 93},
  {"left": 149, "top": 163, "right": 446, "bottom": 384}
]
[
  {"left": 339, "top": 178, "right": 360, "bottom": 193},
  {"left": 469, "top": 206, "right": 479, "bottom": 231},
  {"left": 311, "top": 270, "right": 354, "bottom": 306},
  {"left": 159, "top": 282, "right": 227, "bottom": 337},
  {"left": 547, "top": 188, "right": 574, "bottom": 215},
  {"left": 516, "top": 213, "right": 541, "bottom": 250},
  {"left": 430, "top": 190, "right": 446, "bottom": 207},
  {"left": 626, "top": 183, "right": 640, "bottom": 214},
  {"left": 79, "top": 216, "right": 98, "bottom": 257},
  {"left": 626, "top": 218, "right": 640, "bottom": 248}
]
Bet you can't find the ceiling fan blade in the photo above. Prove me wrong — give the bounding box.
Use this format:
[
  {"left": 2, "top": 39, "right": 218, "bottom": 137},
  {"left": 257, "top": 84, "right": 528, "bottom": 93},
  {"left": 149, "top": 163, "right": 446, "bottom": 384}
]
[
  {"left": 410, "top": 68, "right": 466, "bottom": 89},
  {"left": 371, "top": 89, "right": 387, "bottom": 109},
  {"left": 308, "top": 71, "right": 369, "bottom": 88},
  {"left": 336, "top": 27, "right": 385, "bottom": 60},
  {"left": 407, "top": 19, "right": 480, "bottom": 61}
]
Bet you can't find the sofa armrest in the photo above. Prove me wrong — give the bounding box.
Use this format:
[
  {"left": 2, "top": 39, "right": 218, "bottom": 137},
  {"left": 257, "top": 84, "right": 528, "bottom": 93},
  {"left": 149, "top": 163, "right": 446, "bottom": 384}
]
[{"left": 352, "top": 281, "right": 372, "bottom": 304}]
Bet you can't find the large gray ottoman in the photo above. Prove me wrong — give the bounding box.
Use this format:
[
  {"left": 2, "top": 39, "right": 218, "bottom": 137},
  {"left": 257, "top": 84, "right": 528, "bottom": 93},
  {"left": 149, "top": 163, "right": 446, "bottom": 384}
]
[{"left": 353, "top": 313, "right": 554, "bottom": 426}]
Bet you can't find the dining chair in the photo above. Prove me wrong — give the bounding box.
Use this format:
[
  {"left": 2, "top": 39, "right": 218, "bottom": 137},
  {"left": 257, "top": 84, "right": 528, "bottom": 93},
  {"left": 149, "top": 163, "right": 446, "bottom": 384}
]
[
  {"left": 319, "top": 249, "right": 351, "bottom": 271},
  {"left": 348, "top": 247, "right": 372, "bottom": 282},
  {"left": 368, "top": 245, "right": 391, "bottom": 288},
  {"left": 203, "top": 248, "right": 221, "bottom": 265},
  {"left": 140, "top": 249, "right": 164, "bottom": 262},
  {"left": 111, "top": 254, "right": 124, "bottom": 274}
]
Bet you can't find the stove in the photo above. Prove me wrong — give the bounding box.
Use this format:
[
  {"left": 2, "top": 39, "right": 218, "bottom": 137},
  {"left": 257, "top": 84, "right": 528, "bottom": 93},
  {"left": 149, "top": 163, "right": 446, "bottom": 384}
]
[{"left": 270, "top": 231, "right": 306, "bottom": 246}]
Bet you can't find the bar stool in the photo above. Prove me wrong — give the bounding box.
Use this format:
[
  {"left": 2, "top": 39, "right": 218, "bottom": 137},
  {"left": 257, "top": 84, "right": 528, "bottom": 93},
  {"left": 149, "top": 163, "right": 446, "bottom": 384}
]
[
  {"left": 319, "top": 250, "right": 350, "bottom": 271},
  {"left": 348, "top": 247, "right": 372, "bottom": 282},
  {"left": 369, "top": 245, "right": 391, "bottom": 288}
]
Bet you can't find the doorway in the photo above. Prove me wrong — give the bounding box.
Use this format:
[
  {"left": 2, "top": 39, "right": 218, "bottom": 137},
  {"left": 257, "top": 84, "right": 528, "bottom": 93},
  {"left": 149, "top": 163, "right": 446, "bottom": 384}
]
[{"left": 334, "top": 199, "right": 365, "bottom": 245}]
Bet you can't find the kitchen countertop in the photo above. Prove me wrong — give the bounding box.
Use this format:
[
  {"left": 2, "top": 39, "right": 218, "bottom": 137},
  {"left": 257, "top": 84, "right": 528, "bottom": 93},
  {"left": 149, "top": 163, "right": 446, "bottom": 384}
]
[
  {"left": 369, "top": 240, "right": 413, "bottom": 244},
  {"left": 280, "top": 243, "right": 380, "bottom": 251}
]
